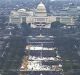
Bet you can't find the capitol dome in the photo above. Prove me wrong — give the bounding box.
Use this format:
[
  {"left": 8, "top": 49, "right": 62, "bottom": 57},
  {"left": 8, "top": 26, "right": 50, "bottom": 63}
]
[
  {"left": 37, "top": 2, "right": 45, "bottom": 8},
  {"left": 37, "top": 1, "right": 47, "bottom": 13},
  {"left": 36, "top": 1, "right": 47, "bottom": 17}
]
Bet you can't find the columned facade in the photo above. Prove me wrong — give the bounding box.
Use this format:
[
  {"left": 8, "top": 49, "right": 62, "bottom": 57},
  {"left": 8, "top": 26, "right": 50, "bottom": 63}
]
[
  {"left": 31, "top": 1, "right": 53, "bottom": 28},
  {"left": 9, "top": 1, "right": 75, "bottom": 28}
]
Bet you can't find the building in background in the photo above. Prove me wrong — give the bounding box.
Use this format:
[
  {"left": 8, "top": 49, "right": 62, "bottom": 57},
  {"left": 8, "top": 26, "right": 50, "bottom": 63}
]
[{"left": 9, "top": 1, "right": 75, "bottom": 28}]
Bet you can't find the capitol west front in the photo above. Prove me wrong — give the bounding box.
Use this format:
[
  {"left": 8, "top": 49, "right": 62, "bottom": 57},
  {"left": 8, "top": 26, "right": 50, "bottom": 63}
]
[{"left": 9, "top": 1, "right": 75, "bottom": 28}]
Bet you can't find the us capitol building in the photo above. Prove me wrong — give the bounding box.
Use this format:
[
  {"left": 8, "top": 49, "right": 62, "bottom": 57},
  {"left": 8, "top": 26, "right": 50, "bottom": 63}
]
[{"left": 9, "top": 1, "right": 75, "bottom": 28}]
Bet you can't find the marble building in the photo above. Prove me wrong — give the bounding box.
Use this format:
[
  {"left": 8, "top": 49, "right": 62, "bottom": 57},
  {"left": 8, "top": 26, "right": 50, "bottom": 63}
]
[{"left": 9, "top": 1, "right": 75, "bottom": 28}]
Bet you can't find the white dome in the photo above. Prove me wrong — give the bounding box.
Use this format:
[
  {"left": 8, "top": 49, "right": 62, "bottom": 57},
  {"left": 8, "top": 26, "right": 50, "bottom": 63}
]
[
  {"left": 37, "top": 2, "right": 46, "bottom": 12},
  {"left": 38, "top": 2, "right": 45, "bottom": 7},
  {"left": 18, "top": 9, "right": 26, "bottom": 12},
  {"left": 35, "top": 1, "right": 47, "bottom": 17}
]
